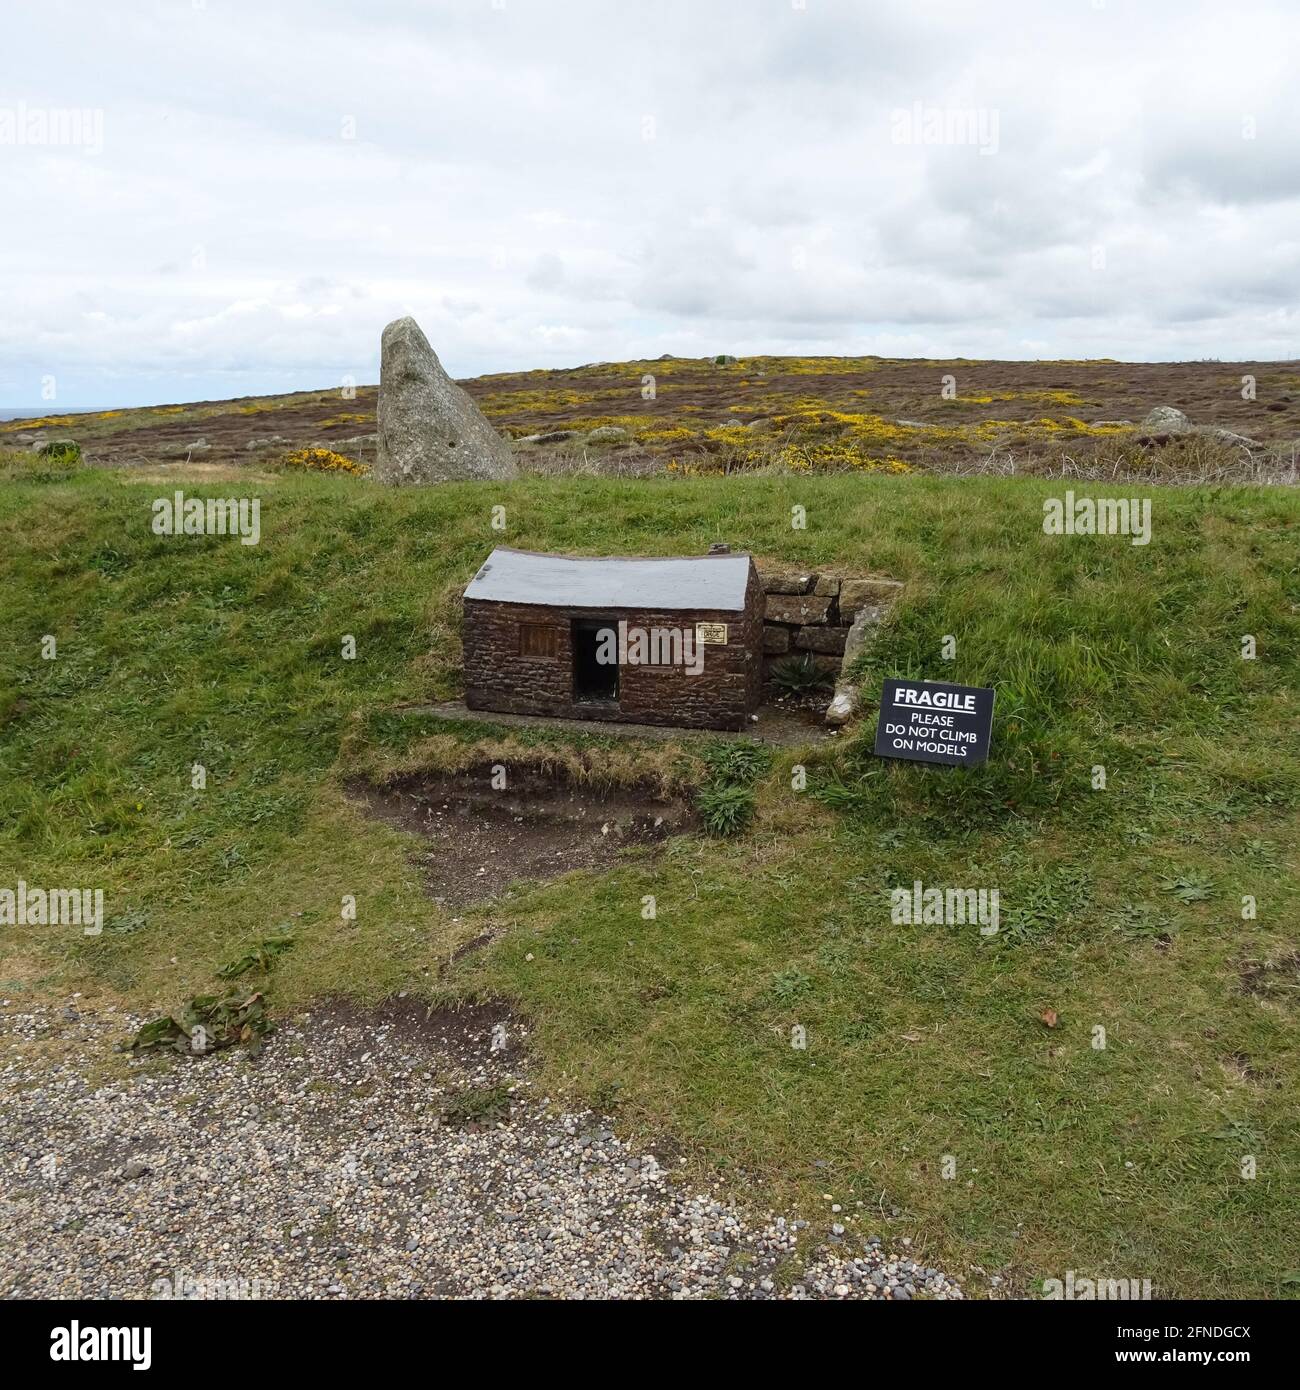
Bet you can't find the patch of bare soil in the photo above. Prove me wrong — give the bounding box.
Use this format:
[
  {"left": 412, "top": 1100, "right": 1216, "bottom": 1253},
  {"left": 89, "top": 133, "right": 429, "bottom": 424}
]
[
  {"left": 764, "top": 685, "right": 836, "bottom": 718},
  {"left": 1239, "top": 951, "right": 1300, "bottom": 1002},
  {"left": 308, "top": 995, "right": 520, "bottom": 1064},
  {"left": 348, "top": 761, "right": 694, "bottom": 908}
]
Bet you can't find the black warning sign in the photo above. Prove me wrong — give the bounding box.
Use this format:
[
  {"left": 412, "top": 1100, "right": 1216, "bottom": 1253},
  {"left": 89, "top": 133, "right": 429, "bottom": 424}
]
[{"left": 873, "top": 678, "right": 994, "bottom": 767}]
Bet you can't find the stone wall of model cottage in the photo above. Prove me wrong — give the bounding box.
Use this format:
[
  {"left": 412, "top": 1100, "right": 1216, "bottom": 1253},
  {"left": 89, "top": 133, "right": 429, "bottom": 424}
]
[
  {"left": 463, "top": 578, "right": 764, "bottom": 731},
  {"left": 757, "top": 567, "right": 904, "bottom": 682}
]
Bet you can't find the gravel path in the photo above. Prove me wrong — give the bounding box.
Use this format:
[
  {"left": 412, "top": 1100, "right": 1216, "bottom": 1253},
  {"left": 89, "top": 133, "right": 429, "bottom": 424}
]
[{"left": 0, "top": 994, "right": 963, "bottom": 1300}]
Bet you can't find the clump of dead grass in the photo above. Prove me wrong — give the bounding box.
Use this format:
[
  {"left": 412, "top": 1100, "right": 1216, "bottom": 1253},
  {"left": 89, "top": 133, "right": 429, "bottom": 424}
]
[
  {"left": 343, "top": 730, "right": 704, "bottom": 799},
  {"left": 882, "top": 435, "right": 1298, "bottom": 486}
]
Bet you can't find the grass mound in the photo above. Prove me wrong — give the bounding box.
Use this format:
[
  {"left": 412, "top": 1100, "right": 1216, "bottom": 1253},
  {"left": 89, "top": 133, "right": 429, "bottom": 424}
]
[{"left": 0, "top": 466, "right": 1296, "bottom": 1296}]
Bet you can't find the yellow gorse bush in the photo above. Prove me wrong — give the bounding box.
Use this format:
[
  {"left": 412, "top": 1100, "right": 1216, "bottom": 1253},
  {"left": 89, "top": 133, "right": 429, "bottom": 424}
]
[
  {"left": 479, "top": 388, "right": 598, "bottom": 416},
  {"left": 281, "top": 447, "right": 371, "bottom": 477},
  {"left": 778, "top": 441, "right": 914, "bottom": 473},
  {"left": 317, "top": 412, "right": 372, "bottom": 428},
  {"left": 639, "top": 426, "right": 698, "bottom": 444}
]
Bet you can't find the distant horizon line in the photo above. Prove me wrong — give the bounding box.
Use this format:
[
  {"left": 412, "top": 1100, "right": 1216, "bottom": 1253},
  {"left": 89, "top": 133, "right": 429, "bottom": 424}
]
[{"left": 5, "top": 351, "right": 1300, "bottom": 421}]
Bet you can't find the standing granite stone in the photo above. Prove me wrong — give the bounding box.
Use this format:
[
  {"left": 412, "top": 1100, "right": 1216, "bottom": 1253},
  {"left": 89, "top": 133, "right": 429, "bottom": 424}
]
[{"left": 375, "top": 316, "right": 517, "bottom": 484}]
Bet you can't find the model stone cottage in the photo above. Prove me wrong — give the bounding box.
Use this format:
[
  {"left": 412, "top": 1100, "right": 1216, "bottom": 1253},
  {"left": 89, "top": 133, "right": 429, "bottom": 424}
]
[{"left": 462, "top": 546, "right": 763, "bottom": 730}]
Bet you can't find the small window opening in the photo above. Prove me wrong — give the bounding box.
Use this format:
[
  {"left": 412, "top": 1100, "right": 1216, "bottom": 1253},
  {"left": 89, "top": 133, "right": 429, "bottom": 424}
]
[{"left": 519, "top": 623, "right": 557, "bottom": 659}]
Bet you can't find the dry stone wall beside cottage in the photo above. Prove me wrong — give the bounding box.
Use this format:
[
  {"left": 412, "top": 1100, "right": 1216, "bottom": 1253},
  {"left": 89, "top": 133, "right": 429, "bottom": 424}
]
[{"left": 757, "top": 566, "right": 903, "bottom": 683}]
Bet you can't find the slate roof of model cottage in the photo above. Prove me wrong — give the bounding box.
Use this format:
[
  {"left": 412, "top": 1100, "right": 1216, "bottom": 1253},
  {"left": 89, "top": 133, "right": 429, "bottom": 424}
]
[{"left": 464, "top": 547, "right": 753, "bottom": 611}]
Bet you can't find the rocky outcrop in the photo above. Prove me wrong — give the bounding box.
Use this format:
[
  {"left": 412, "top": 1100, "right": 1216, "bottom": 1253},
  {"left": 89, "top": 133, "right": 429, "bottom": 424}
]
[
  {"left": 584, "top": 425, "right": 632, "bottom": 447},
  {"left": 155, "top": 439, "right": 210, "bottom": 459},
  {"left": 375, "top": 316, "right": 517, "bottom": 485},
  {"left": 1203, "top": 426, "right": 1262, "bottom": 449},
  {"left": 1137, "top": 407, "right": 1261, "bottom": 451},
  {"left": 244, "top": 435, "right": 292, "bottom": 454},
  {"left": 1140, "top": 406, "right": 1191, "bottom": 433}
]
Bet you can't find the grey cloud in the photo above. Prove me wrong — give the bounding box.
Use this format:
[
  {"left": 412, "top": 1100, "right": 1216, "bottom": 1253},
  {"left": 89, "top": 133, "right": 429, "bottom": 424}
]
[{"left": 2, "top": 0, "right": 1299, "bottom": 405}]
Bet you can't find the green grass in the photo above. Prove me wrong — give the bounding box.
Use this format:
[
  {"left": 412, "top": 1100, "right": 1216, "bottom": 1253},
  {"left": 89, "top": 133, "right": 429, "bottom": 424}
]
[
  {"left": 694, "top": 738, "right": 771, "bottom": 833},
  {"left": 694, "top": 781, "right": 758, "bottom": 836},
  {"left": 1, "top": 466, "right": 1297, "bottom": 1297}
]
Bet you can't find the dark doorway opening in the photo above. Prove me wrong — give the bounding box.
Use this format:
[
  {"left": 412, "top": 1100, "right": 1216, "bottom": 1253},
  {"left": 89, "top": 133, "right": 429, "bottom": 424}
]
[{"left": 572, "top": 618, "right": 619, "bottom": 703}]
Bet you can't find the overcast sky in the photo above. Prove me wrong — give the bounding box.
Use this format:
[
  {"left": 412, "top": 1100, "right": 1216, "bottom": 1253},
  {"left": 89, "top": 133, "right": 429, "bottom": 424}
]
[{"left": 2, "top": 0, "right": 1298, "bottom": 408}]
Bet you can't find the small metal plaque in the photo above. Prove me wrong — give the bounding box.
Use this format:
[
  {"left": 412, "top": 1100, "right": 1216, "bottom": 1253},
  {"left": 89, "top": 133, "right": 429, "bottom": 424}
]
[{"left": 695, "top": 622, "right": 728, "bottom": 645}]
